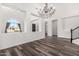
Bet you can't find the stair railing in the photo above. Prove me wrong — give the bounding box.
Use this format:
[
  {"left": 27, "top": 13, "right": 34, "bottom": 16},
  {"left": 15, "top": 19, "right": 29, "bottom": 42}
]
[{"left": 71, "top": 26, "right": 79, "bottom": 43}]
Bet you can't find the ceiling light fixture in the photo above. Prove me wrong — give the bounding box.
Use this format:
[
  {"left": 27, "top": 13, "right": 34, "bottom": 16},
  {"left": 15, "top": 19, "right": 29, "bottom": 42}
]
[{"left": 31, "top": 3, "right": 56, "bottom": 19}]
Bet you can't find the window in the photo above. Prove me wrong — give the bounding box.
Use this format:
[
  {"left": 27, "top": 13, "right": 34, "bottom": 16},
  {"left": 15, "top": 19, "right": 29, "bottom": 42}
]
[{"left": 5, "top": 19, "right": 22, "bottom": 33}]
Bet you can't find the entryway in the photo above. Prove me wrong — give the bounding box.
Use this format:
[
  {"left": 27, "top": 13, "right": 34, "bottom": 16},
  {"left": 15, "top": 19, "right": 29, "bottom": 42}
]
[
  {"left": 52, "top": 19, "right": 58, "bottom": 36},
  {"left": 45, "top": 21, "right": 48, "bottom": 37}
]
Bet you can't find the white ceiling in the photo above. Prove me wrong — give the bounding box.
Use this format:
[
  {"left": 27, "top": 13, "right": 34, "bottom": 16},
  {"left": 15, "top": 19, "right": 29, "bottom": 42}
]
[
  {"left": 2, "top": 3, "right": 29, "bottom": 12},
  {"left": 2, "top": 3, "right": 43, "bottom": 12},
  {"left": 2, "top": 3, "right": 79, "bottom": 18},
  {"left": 2, "top": 3, "right": 79, "bottom": 11}
]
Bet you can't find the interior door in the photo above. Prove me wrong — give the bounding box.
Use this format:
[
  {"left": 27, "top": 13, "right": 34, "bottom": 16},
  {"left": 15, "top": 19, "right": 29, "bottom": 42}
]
[{"left": 52, "top": 20, "right": 57, "bottom": 36}]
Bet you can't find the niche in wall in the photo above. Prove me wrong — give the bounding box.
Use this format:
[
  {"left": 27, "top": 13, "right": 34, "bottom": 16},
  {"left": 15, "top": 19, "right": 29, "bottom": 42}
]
[{"left": 5, "top": 19, "right": 22, "bottom": 33}]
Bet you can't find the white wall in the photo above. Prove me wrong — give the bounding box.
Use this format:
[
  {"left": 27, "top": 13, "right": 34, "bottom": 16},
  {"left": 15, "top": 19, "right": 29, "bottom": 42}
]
[
  {"left": 46, "top": 3, "right": 79, "bottom": 38},
  {"left": 58, "top": 15, "right": 79, "bottom": 38},
  {"left": 0, "top": 4, "right": 45, "bottom": 50},
  {"left": 0, "top": 5, "right": 26, "bottom": 33},
  {"left": 0, "top": 32, "right": 44, "bottom": 50},
  {"left": 3, "top": 3, "right": 79, "bottom": 37},
  {"left": 24, "top": 3, "right": 45, "bottom": 36}
]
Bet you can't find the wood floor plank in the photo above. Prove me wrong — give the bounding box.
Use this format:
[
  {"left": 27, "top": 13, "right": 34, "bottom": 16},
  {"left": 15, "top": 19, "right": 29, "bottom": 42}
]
[{"left": 0, "top": 36, "right": 79, "bottom": 56}]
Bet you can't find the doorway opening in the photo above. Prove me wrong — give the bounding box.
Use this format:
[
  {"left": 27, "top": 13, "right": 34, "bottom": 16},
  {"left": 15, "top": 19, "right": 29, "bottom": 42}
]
[
  {"left": 52, "top": 19, "right": 58, "bottom": 37},
  {"left": 45, "top": 21, "right": 48, "bottom": 37}
]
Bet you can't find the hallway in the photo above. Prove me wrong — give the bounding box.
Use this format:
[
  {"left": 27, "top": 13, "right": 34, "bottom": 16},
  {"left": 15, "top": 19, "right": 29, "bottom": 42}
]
[{"left": 0, "top": 36, "right": 79, "bottom": 56}]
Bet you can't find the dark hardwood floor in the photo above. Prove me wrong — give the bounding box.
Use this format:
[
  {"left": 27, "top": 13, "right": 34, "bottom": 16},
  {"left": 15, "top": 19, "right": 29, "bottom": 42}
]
[{"left": 0, "top": 36, "right": 79, "bottom": 56}]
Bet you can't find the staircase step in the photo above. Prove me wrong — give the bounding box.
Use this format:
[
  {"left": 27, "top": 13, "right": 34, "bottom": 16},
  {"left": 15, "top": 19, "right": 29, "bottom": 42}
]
[{"left": 72, "top": 39, "right": 79, "bottom": 45}]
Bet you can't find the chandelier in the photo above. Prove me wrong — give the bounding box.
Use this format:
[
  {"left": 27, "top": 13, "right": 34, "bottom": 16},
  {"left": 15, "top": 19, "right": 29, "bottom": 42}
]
[{"left": 31, "top": 3, "right": 56, "bottom": 18}]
